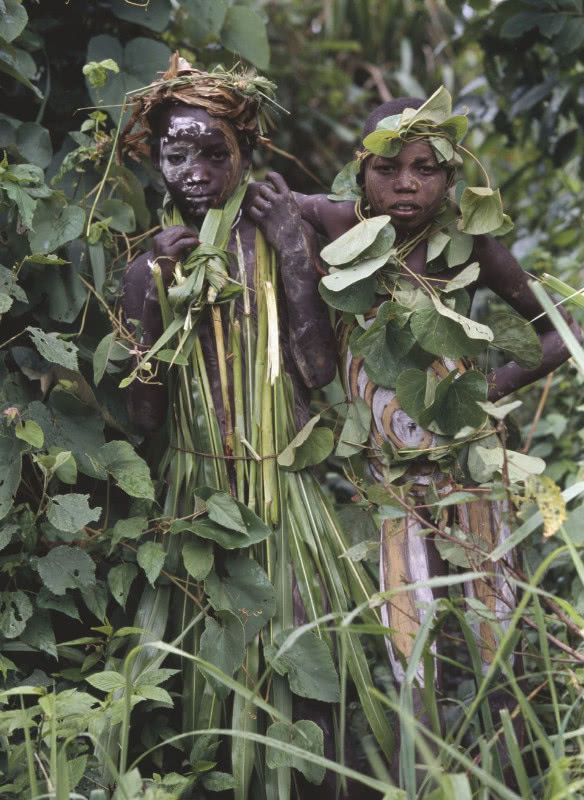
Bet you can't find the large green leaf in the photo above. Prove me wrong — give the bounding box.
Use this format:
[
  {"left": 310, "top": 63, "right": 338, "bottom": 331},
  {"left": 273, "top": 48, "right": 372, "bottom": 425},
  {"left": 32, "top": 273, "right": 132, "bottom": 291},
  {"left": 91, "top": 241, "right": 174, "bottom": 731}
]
[
  {"left": 410, "top": 302, "right": 489, "bottom": 359},
  {"left": 336, "top": 397, "right": 371, "bottom": 458},
  {"left": 419, "top": 370, "right": 488, "bottom": 435},
  {"left": 86, "top": 35, "right": 171, "bottom": 123},
  {"left": 28, "top": 201, "right": 85, "bottom": 254},
  {"left": 199, "top": 610, "right": 245, "bottom": 699},
  {"left": 205, "top": 555, "right": 276, "bottom": 643},
  {"left": 278, "top": 414, "right": 334, "bottom": 470},
  {"left": 110, "top": 0, "right": 172, "bottom": 32},
  {"left": 220, "top": 6, "right": 270, "bottom": 69},
  {"left": 459, "top": 187, "right": 504, "bottom": 235},
  {"left": 395, "top": 369, "right": 430, "bottom": 423},
  {"left": 318, "top": 276, "right": 376, "bottom": 314},
  {"left": 190, "top": 487, "right": 272, "bottom": 549},
  {"left": 15, "top": 122, "right": 52, "bottom": 168},
  {"left": 266, "top": 720, "right": 325, "bottom": 785},
  {"left": 320, "top": 253, "right": 388, "bottom": 292},
  {"left": 0, "top": 0, "right": 27, "bottom": 42},
  {"left": 182, "top": 538, "right": 214, "bottom": 581},
  {"left": 137, "top": 541, "right": 166, "bottom": 585},
  {"left": 47, "top": 493, "right": 101, "bottom": 534},
  {"left": 320, "top": 216, "right": 391, "bottom": 266},
  {"left": 26, "top": 391, "right": 106, "bottom": 480},
  {"left": 108, "top": 563, "right": 138, "bottom": 610},
  {"left": 488, "top": 310, "right": 543, "bottom": 369},
  {"left": 35, "top": 546, "right": 96, "bottom": 596},
  {"left": 264, "top": 630, "right": 340, "bottom": 703},
  {"left": 98, "top": 440, "right": 154, "bottom": 500},
  {"left": 27, "top": 326, "right": 79, "bottom": 371},
  {"left": 181, "top": 0, "right": 228, "bottom": 45},
  {"left": 0, "top": 591, "right": 32, "bottom": 638}
]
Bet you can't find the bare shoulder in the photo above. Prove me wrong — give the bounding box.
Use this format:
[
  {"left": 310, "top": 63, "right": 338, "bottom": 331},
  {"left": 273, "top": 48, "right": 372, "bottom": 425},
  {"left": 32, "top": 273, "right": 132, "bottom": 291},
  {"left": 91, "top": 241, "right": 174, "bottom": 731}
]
[{"left": 293, "top": 192, "right": 357, "bottom": 239}]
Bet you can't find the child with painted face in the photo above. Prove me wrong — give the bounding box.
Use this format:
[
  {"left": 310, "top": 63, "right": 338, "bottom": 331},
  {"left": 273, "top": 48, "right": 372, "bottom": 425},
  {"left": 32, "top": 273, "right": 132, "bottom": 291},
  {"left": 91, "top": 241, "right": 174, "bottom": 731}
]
[
  {"left": 296, "top": 92, "right": 581, "bottom": 689},
  {"left": 123, "top": 58, "right": 336, "bottom": 431}
]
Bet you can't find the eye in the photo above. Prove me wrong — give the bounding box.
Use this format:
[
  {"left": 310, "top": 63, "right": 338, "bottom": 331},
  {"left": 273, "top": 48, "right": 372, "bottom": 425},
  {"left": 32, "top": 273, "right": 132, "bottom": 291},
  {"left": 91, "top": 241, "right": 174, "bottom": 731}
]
[
  {"left": 373, "top": 162, "right": 396, "bottom": 174},
  {"left": 166, "top": 153, "right": 185, "bottom": 166},
  {"left": 419, "top": 165, "right": 439, "bottom": 175},
  {"left": 210, "top": 149, "right": 229, "bottom": 162}
]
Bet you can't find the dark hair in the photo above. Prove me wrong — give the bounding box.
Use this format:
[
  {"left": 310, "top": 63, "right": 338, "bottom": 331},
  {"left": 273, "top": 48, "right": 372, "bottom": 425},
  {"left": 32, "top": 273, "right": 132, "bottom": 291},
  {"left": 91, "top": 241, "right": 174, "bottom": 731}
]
[{"left": 361, "top": 97, "right": 423, "bottom": 139}]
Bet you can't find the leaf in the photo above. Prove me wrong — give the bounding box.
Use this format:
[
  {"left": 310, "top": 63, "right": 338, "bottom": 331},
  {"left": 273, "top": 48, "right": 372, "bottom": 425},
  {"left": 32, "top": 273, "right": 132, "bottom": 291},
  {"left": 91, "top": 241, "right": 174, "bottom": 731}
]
[
  {"left": 431, "top": 295, "right": 493, "bottom": 341},
  {"left": 110, "top": 0, "right": 172, "bottom": 31},
  {"left": 27, "top": 326, "right": 79, "bottom": 370},
  {"left": 488, "top": 311, "right": 543, "bottom": 369},
  {"left": 320, "top": 216, "right": 391, "bottom": 266},
  {"left": 37, "top": 587, "right": 80, "bottom": 620},
  {"left": 15, "top": 419, "right": 44, "bottom": 448},
  {"left": 278, "top": 414, "right": 334, "bottom": 470},
  {"left": 321, "top": 253, "right": 389, "bottom": 292},
  {"left": 86, "top": 670, "right": 126, "bottom": 693},
  {"left": 336, "top": 397, "right": 372, "bottom": 457},
  {"left": 328, "top": 159, "right": 361, "bottom": 201},
  {"left": 137, "top": 541, "right": 166, "bottom": 585},
  {"left": 47, "top": 493, "right": 101, "bottom": 534},
  {"left": 182, "top": 0, "right": 228, "bottom": 45},
  {"left": 98, "top": 199, "right": 136, "bottom": 234},
  {"left": 35, "top": 546, "right": 96, "bottom": 596},
  {"left": 430, "top": 136, "right": 454, "bottom": 162},
  {"left": 86, "top": 35, "right": 171, "bottom": 123},
  {"left": 205, "top": 555, "right": 276, "bottom": 643},
  {"left": 93, "top": 332, "right": 114, "bottom": 386},
  {"left": 202, "top": 772, "right": 238, "bottom": 791},
  {"left": 15, "top": 122, "right": 52, "bottom": 168},
  {"left": 443, "top": 263, "right": 480, "bottom": 293},
  {"left": 446, "top": 231, "right": 474, "bottom": 268},
  {"left": 0, "top": 433, "right": 25, "bottom": 520},
  {"left": 476, "top": 399, "right": 522, "bottom": 420},
  {"left": 107, "top": 564, "right": 138, "bottom": 608},
  {"left": 199, "top": 610, "right": 245, "bottom": 699},
  {"left": 426, "top": 230, "right": 450, "bottom": 263},
  {"left": 266, "top": 719, "right": 325, "bottom": 785},
  {"left": 468, "top": 441, "right": 545, "bottom": 484},
  {"left": 0, "top": 591, "right": 33, "bottom": 638},
  {"left": 111, "top": 516, "right": 148, "bottom": 550},
  {"left": 206, "top": 491, "right": 247, "bottom": 534},
  {"left": 410, "top": 304, "right": 489, "bottom": 359},
  {"left": 0, "top": 0, "right": 27, "bottom": 42},
  {"left": 21, "top": 609, "right": 57, "bottom": 658},
  {"left": 459, "top": 187, "right": 504, "bottom": 236},
  {"left": 396, "top": 369, "right": 432, "bottom": 423},
  {"left": 319, "top": 275, "right": 376, "bottom": 314},
  {"left": 419, "top": 370, "right": 488, "bottom": 435},
  {"left": 265, "top": 630, "right": 340, "bottom": 703},
  {"left": 191, "top": 487, "right": 272, "bottom": 549},
  {"left": 362, "top": 128, "right": 402, "bottom": 158},
  {"left": 28, "top": 201, "right": 86, "bottom": 254},
  {"left": 182, "top": 538, "right": 214, "bottom": 581},
  {"left": 403, "top": 86, "right": 452, "bottom": 125},
  {"left": 98, "top": 440, "right": 154, "bottom": 500},
  {"left": 220, "top": 6, "right": 270, "bottom": 69}
]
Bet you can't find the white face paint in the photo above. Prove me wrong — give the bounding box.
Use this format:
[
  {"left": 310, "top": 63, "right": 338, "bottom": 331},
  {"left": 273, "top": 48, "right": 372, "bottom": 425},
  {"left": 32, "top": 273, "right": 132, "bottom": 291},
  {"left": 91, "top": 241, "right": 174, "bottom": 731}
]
[{"left": 157, "top": 106, "right": 241, "bottom": 220}]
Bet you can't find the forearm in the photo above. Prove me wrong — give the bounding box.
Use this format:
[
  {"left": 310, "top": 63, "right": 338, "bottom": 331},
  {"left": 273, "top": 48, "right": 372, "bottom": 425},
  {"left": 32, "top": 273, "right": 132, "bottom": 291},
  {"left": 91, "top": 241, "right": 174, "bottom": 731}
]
[
  {"left": 279, "top": 229, "right": 336, "bottom": 388},
  {"left": 487, "top": 326, "right": 579, "bottom": 401}
]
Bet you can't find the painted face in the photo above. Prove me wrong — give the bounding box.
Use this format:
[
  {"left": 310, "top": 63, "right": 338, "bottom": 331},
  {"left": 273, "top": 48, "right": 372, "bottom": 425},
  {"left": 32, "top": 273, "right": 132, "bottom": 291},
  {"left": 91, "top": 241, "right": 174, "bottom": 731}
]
[
  {"left": 363, "top": 140, "right": 449, "bottom": 236},
  {"left": 156, "top": 105, "right": 245, "bottom": 221}
]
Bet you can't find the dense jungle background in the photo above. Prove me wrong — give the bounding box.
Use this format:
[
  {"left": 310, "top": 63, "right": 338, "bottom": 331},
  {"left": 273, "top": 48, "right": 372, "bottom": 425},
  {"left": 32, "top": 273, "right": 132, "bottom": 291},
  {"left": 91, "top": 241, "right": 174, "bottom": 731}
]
[{"left": 1, "top": 0, "right": 584, "bottom": 798}]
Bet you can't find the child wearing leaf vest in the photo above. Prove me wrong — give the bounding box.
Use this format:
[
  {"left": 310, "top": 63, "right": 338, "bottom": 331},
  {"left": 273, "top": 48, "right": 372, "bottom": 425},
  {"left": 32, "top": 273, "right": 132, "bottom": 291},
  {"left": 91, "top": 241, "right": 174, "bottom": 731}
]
[{"left": 294, "top": 90, "right": 581, "bottom": 695}]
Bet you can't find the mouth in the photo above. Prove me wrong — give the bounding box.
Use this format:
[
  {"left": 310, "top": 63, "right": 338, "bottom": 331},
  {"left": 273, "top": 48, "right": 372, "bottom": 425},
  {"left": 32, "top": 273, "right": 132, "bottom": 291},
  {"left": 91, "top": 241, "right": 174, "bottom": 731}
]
[{"left": 389, "top": 203, "right": 421, "bottom": 217}]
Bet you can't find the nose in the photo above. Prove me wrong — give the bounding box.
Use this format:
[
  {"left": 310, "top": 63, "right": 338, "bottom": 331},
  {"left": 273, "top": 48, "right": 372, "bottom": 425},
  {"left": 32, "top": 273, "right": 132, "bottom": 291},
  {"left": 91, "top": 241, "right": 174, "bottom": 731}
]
[
  {"left": 394, "top": 168, "right": 419, "bottom": 192},
  {"left": 186, "top": 159, "right": 212, "bottom": 186}
]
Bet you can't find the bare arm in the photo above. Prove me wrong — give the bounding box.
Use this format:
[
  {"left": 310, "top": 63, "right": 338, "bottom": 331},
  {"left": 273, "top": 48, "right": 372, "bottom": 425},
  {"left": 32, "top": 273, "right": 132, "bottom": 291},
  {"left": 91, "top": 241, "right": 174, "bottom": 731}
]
[
  {"left": 473, "top": 235, "right": 582, "bottom": 401},
  {"left": 293, "top": 192, "right": 357, "bottom": 241},
  {"left": 247, "top": 174, "right": 337, "bottom": 388}
]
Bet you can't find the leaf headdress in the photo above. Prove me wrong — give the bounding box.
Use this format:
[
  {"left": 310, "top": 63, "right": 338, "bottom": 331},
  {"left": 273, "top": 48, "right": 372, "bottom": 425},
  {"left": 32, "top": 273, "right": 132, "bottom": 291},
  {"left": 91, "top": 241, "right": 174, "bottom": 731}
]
[
  {"left": 331, "top": 86, "right": 512, "bottom": 238},
  {"left": 119, "top": 52, "right": 279, "bottom": 161}
]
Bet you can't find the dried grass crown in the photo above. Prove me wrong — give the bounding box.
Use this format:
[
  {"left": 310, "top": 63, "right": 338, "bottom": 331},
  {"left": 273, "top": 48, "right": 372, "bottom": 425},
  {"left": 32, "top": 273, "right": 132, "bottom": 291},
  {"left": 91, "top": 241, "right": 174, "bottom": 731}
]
[
  {"left": 330, "top": 86, "right": 512, "bottom": 238},
  {"left": 120, "top": 52, "right": 278, "bottom": 160}
]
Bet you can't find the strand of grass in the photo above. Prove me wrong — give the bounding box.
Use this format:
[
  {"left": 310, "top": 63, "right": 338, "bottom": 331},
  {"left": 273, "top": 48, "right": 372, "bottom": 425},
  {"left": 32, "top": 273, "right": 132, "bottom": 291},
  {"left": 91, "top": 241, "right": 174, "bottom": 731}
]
[
  {"left": 530, "top": 280, "right": 584, "bottom": 374},
  {"left": 540, "top": 273, "right": 584, "bottom": 310},
  {"left": 85, "top": 108, "right": 125, "bottom": 236},
  {"left": 20, "top": 696, "right": 39, "bottom": 799},
  {"left": 532, "top": 588, "right": 563, "bottom": 739},
  {"left": 130, "top": 727, "right": 395, "bottom": 795},
  {"left": 451, "top": 545, "right": 572, "bottom": 752},
  {"left": 211, "top": 305, "right": 235, "bottom": 458},
  {"left": 231, "top": 320, "right": 246, "bottom": 498},
  {"left": 232, "top": 644, "right": 259, "bottom": 800}
]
